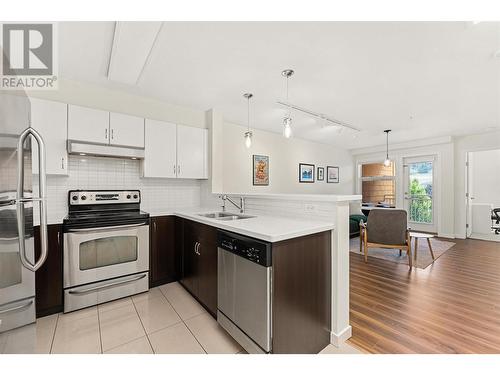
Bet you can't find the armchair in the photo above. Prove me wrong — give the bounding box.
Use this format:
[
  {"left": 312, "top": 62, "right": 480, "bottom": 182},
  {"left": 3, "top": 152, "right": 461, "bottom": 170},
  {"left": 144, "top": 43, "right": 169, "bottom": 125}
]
[{"left": 359, "top": 209, "right": 412, "bottom": 268}]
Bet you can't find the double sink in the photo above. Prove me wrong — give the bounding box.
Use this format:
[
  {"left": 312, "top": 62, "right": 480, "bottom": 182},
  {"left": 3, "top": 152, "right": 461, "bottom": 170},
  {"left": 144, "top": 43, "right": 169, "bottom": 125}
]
[{"left": 198, "top": 212, "right": 254, "bottom": 221}]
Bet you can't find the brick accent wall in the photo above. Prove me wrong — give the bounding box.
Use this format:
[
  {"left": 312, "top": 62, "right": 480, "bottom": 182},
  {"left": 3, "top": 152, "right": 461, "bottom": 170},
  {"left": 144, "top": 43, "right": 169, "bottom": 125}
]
[{"left": 361, "top": 162, "right": 395, "bottom": 204}]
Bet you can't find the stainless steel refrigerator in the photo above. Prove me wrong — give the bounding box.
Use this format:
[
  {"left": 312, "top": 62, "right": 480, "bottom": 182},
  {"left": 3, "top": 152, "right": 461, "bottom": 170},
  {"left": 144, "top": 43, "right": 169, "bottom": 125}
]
[{"left": 0, "top": 90, "right": 48, "bottom": 333}]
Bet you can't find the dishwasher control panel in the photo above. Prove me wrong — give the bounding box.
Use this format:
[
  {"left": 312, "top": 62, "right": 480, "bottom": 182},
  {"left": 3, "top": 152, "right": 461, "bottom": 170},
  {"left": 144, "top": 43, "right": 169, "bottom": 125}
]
[{"left": 217, "top": 231, "right": 272, "bottom": 267}]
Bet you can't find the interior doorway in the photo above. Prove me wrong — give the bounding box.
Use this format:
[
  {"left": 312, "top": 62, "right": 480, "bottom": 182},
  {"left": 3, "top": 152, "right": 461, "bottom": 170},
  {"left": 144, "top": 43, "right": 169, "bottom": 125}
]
[{"left": 466, "top": 149, "right": 500, "bottom": 241}]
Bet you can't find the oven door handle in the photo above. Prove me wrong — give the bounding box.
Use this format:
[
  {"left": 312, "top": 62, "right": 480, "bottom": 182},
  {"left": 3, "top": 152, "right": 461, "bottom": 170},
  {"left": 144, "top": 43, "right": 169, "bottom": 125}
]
[
  {"left": 68, "top": 273, "right": 147, "bottom": 295},
  {"left": 66, "top": 223, "right": 147, "bottom": 233},
  {"left": 0, "top": 300, "right": 33, "bottom": 315}
]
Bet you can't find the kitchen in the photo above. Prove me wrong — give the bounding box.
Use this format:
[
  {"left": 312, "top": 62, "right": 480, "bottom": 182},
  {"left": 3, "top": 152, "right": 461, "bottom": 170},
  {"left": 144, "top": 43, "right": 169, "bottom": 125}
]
[{"left": 0, "top": 22, "right": 361, "bottom": 355}]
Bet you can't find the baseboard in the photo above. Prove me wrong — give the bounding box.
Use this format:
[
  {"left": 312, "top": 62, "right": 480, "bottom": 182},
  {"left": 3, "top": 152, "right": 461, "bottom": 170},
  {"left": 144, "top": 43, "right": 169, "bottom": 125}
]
[
  {"left": 437, "top": 233, "right": 456, "bottom": 239},
  {"left": 330, "top": 325, "right": 352, "bottom": 347}
]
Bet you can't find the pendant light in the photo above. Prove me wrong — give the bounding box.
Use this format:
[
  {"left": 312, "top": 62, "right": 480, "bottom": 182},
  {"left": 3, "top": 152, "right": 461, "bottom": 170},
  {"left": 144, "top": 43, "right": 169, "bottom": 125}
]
[
  {"left": 282, "top": 69, "right": 294, "bottom": 138},
  {"left": 383, "top": 129, "right": 392, "bottom": 167},
  {"left": 243, "top": 93, "right": 253, "bottom": 148}
]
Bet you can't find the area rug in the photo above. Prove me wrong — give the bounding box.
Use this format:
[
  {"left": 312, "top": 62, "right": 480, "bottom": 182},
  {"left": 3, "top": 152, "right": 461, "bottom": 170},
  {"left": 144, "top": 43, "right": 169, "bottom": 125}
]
[{"left": 349, "top": 236, "right": 455, "bottom": 269}]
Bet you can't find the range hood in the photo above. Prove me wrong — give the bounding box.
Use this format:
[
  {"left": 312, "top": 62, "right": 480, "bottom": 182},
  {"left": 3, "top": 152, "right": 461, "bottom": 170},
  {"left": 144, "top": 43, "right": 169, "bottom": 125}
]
[{"left": 67, "top": 140, "right": 145, "bottom": 159}]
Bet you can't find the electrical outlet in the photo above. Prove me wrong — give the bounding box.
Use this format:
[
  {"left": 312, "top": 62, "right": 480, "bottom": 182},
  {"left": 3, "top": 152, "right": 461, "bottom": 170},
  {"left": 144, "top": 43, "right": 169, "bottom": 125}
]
[{"left": 305, "top": 203, "right": 317, "bottom": 212}]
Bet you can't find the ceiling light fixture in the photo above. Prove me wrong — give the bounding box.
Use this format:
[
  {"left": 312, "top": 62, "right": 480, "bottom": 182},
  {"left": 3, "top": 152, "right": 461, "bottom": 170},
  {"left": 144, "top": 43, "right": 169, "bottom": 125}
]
[
  {"left": 383, "top": 129, "right": 392, "bottom": 167},
  {"left": 281, "top": 69, "right": 294, "bottom": 139},
  {"left": 276, "top": 101, "right": 360, "bottom": 132},
  {"left": 243, "top": 93, "right": 253, "bottom": 148}
]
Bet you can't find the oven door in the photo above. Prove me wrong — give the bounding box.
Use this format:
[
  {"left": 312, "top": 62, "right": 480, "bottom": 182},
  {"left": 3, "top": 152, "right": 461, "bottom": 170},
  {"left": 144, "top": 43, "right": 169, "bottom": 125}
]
[{"left": 63, "top": 223, "right": 149, "bottom": 288}]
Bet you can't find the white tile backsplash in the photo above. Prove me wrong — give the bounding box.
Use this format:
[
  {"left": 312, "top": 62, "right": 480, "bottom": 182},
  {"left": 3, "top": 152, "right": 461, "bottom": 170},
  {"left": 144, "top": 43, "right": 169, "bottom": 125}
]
[{"left": 35, "top": 155, "right": 201, "bottom": 224}]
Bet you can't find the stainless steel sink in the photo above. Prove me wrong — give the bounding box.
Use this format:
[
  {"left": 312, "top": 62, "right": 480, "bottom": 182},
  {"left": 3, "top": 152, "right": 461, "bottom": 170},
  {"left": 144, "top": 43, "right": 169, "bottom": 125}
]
[{"left": 198, "top": 212, "right": 254, "bottom": 221}]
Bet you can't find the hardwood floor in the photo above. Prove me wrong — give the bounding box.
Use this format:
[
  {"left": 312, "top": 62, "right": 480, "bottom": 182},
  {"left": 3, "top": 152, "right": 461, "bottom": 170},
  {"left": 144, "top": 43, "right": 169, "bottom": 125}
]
[{"left": 348, "top": 238, "right": 500, "bottom": 353}]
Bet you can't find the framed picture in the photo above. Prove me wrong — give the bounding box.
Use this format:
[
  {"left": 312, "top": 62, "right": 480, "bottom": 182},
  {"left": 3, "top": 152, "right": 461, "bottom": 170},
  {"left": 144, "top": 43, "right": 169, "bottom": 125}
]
[
  {"left": 327, "top": 166, "right": 339, "bottom": 183},
  {"left": 253, "top": 155, "right": 269, "bottom": 186},
  {"left": 317, "top": 167, "right": 324, "bottom": 181},
  {"left": 299, "top": 163, "right": 315, "bottom": 183}
]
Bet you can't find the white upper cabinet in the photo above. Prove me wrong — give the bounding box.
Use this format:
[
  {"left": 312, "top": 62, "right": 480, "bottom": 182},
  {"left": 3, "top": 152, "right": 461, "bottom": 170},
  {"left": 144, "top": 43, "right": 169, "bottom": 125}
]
[
  {"left": 176, "top": 124, "right": 208, "bottom": 179},
  {"left": 142, "top": 119, "right": 177, "bottom": 178},
  {"left": 142, "top": 121, "right": 208, "bottom": 179},
  {"left": 30, "top": 98, "right": 68, "bottom": 175},
  {"left": 109, "top": 112, "right": 144, "bottom": 148},
  {"left": 68, "top": 104, "right": 109, "bottom": 144}
]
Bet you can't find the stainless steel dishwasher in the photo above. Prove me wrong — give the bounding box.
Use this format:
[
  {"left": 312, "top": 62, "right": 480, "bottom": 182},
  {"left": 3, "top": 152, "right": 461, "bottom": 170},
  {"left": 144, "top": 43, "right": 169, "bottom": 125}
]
[{"left": 217, "top": 230, "right": 272, "bottom": 354}]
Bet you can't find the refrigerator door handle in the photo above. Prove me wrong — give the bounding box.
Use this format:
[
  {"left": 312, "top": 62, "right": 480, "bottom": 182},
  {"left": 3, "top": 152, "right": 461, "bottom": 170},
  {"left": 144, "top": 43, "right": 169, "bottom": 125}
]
[{"left": 16, "top": 127, "right": 48, "bottom": 272}]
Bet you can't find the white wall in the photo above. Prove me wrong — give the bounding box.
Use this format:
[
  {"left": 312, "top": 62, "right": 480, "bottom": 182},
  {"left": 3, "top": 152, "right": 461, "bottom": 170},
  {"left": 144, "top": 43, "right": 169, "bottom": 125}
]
[
  {"left": 353, "top": 138, "right": 455, "bottom": 238},
  {"left": 470, "top": 149, "right": 500, "bottom": 206},
  {"left": 454, "top": 130, "right": 500, "bottom": 238},
  {"left": 216, "top": 121, "right": 355, "bottom": 195}
]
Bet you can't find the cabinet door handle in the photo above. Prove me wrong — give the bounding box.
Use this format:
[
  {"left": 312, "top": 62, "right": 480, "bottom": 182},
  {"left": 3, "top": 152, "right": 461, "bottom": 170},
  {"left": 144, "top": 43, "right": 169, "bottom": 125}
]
[
  {"left": 153, "top": 221, "right": 157, "bottom": 232},
  {"left": 194, "top": 241, "right": 198, "bottom": 254},
  {"left": 197, "top": 242, "right": 201, "bottom": 255},
  {"left": 177, "top": 165, "right": 180, "bottom": 175},
  {"left": 57, "top": 231, "right": 60, "bottom": 245},
  {"left": 61, "top": 157, "right": 65, "bottom": 169},
  {"left": 174, "top": 165, "right": 176, "bottom": 175},
  {"left": 105, "top": 128, "right": 108, "bottom": 140},
  {"left": 111, "top": 129, "right": 114, "bottom": 140}
]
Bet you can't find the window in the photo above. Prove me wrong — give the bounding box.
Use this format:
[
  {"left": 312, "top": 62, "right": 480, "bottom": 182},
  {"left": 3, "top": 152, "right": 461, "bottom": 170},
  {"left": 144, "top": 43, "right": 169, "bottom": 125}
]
[{"left": 360, "top": 162, "right": 396, "bottom": 205}]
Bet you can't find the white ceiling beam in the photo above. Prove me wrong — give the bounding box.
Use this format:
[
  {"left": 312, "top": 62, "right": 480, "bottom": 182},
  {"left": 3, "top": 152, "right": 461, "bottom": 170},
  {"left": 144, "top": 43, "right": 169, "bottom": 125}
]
[{"left": 107, "top": 21, "right": 162, "bottom": 85}]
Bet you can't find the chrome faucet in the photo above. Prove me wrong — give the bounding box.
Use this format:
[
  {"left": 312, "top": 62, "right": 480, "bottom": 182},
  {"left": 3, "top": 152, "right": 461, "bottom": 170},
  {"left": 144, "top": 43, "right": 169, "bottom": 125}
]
[{"left": 220, "top": 195, "right": 245, "bottom": 213}]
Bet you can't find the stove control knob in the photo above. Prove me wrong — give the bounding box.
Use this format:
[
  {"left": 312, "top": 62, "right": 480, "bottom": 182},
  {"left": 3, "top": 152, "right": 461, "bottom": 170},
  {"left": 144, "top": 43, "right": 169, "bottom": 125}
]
[
  {"left": 127, "top": 194, "right": 131, "bottom": 199},
  {"left": 133, "top": 194, "right": 138, "bottom": 199},
  {"left": 81, "top": 195, "right": 87, "bottom": 201},
  {"left": 72, "top": 195, "right": 78, "bottom": 201}
]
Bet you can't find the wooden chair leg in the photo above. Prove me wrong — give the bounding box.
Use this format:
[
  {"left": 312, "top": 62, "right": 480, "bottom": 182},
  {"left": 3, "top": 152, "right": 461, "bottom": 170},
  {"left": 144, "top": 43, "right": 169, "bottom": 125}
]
[
  {"left": 427, "top": 238, "right": 436, "bottom": 260},
  {"left": 363, "top": 232, "right": 368, "bottom": 263},
  {"left": 407, "top": 245, "right": 412, "bottom": 268},
  {"left": 359, "top": 231, "right": 363, "bottom": 253},
  {"left": 414, "top": 237, "right": 419, "bottom": 262}
]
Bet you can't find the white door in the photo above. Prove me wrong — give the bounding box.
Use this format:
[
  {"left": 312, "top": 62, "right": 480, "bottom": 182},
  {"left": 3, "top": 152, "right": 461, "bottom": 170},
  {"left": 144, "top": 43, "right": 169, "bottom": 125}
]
[
  {"left": 176, "top": 125, "right": 208, "bottom": 179},
  {"left": 109, "top": 112, "right": 145, "bottom": 148},
  {"left": 465, "top": 152, "right": 473, "bottom": 238},
  {"left": 142, "top": 119, "right": 177, "bottom": 178},
  {"left": 31, "top": 98, "right": 68, "bottom": 175},
  {"left": 403, "top": 156, "right": 437, "bottom": 233},
  {"left": 68, "top": 105, "right": 109, "bottom": 144}
]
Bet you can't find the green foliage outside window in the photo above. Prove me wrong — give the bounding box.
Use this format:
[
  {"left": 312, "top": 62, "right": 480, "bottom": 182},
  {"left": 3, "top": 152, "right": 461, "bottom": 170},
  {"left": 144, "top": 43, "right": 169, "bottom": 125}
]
[{"left": 409, "top": 178, "right": 432, "bottom": 223}]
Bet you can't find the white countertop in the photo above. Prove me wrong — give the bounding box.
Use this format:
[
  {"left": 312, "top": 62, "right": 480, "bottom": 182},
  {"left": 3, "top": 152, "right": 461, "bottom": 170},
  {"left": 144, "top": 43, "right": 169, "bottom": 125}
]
[
  {"left": 214, "top": 192, "right": 362, "bottom": 202},
  {"left": 151, "top": 207, "right": 335, "bottom": 242}
]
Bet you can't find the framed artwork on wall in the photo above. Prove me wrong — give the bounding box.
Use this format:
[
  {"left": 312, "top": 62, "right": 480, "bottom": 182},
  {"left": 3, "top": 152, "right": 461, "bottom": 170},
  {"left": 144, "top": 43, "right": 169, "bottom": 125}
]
[
  {"left": 327, "top": 166, "right": 339, "bottom": 183},
  {"left": 317, "top": 167, "right": 324, "bottom": 181},
  {"left": 299, "top": 163, "right": 315, "bottom": 183},
  {"left": 253, "top": 155, "right": 269, "bottom": 186}
]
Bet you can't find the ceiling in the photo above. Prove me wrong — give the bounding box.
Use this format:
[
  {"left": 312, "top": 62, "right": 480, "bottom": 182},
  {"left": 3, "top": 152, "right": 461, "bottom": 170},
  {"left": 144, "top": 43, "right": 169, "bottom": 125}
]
[{"left": 58, "top": 22, "right": 500, "bottom": 149}]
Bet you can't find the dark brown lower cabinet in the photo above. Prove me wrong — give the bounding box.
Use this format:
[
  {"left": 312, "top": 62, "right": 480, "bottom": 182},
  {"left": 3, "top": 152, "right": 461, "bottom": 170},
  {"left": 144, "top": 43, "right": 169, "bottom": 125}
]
[
  {"left": 149, "top": 216, "right": 181, "bottom": 288},
  {"left": 34, "top": 224, "right": 63, "bottom": 318},
  {"left": 180, "top": 219, "right": 217, "bottom": 316},
  {"left": 271, "top": 230, "right": 331, "bottom": 354}
]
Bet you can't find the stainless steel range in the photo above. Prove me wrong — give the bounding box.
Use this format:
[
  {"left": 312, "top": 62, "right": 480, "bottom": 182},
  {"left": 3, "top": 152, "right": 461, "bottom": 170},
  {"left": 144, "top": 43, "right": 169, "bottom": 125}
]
[{"left": 63, "top": 190, "right": 149, "bottom": 313}]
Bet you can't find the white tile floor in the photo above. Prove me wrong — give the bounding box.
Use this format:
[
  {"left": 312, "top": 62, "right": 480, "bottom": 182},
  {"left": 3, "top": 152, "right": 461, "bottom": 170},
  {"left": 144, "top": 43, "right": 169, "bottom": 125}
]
[{"left": 0, "top": 281, "right": 363, "bottom": 354}]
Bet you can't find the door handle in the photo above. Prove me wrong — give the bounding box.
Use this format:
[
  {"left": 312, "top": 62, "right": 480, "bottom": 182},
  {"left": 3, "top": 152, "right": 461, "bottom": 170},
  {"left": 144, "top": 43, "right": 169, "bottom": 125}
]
[
  {"left": 0, "top": 300, "right": 33, "bottom": 315},
  {"left": 105, "top": 128, "right": 108, "bottom": 140},
  {"left": 174, "top": 165, "right": 176, "bottom": 175},
  {"left": 196, "top": 242, "right": 201, "bottom": 255},
  {"left": 68, "top": 273, "right": 147, "bottom": 295},
  {"left": 111, "top": 128, "right": 114, "bottom": 140},
  {"left": 177, "top": 165, "right": 180, "bottom": 175},
  {"left": 16, "top": 127, "right": 48, "bottom": 272}
]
